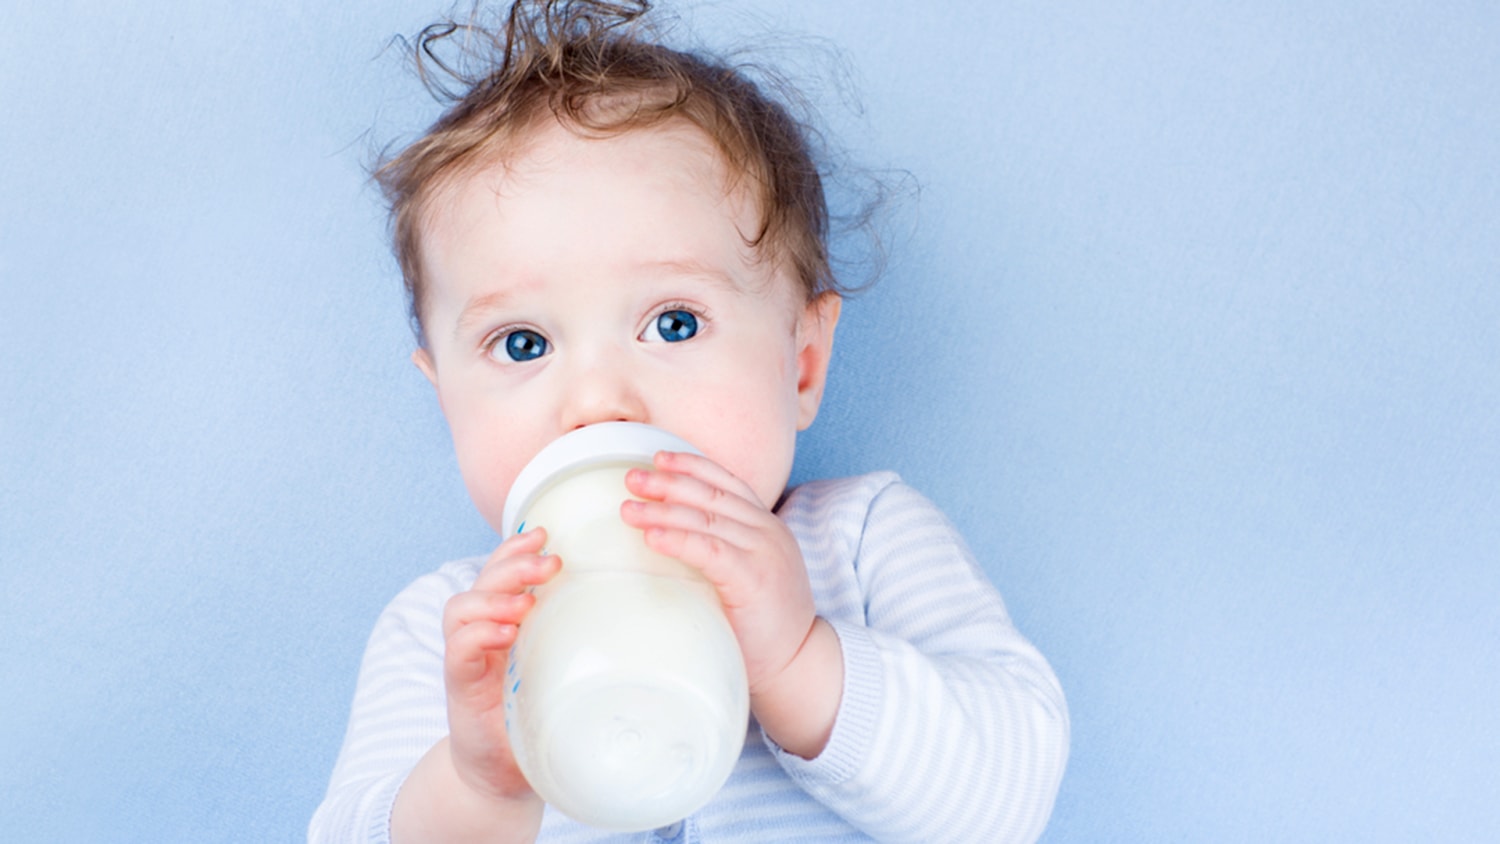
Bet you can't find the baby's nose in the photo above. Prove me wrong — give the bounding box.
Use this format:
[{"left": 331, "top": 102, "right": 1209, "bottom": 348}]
[{"left": 560, "top": 362, "right": 649, "bottom": 431}]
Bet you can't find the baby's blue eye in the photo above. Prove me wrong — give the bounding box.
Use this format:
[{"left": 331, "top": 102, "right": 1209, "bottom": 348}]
[
  {"left": 502, "top": 329, "right": 549, "bottom": 362},
  {"left": 653, "top": 310, "right": 699, "bottom": 343}
]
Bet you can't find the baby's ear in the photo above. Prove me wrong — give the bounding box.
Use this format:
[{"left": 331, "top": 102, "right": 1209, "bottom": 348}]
[
  {"left": 795, "top": 291, "right": 842, "bottom": 430},
  {"left": 411, "top": 347, "right": 439, "bottom": 388}
]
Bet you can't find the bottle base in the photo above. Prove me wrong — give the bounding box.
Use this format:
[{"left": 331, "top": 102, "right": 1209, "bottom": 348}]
[{"left": 533, "top": 680, "right": 742, "bottom": 831}]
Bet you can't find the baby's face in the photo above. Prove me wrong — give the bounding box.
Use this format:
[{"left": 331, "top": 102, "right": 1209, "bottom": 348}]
[{"left": 413, "top": 118, "right": 838, "bottom": 533}]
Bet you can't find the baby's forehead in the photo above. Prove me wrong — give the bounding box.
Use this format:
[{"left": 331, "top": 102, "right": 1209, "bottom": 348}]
[
  {"left": 417, "top": 118, "right": 803, "bottom": 303},
  {"left": 436, "top": 119, "right": 777, "bottom": 239},
  {"left": 481, "top": 117, "right": 755, "bottom": 203}
]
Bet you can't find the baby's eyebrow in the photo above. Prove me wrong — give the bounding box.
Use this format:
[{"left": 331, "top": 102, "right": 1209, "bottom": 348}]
[
  {"left": 637, "top": 258, "right": 745, "bottom": 293},
  {"left": 454, "top": 290, "right": 514, "bottom": 338}
]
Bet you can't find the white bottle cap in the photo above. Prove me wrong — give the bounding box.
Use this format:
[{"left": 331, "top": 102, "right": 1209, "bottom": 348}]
[{"left": 502, "top": 422, "right": 703, "bottom": 536}]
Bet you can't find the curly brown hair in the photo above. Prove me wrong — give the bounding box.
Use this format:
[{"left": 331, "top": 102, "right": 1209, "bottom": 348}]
[{"left": 376, "top": 0, "right": 841, "bottom": 344}]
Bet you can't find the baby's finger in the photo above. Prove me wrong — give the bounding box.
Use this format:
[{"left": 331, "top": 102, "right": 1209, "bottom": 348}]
[
  {"left": 444, "top": 618, "right": 518, "bottom": 687},
  {"left": 442, "top": 590, "right": 535, "bottom": 641},
  {"left": 492, "top": 527, "right": 546, "bottom": 560},
  {"left": 625, "top": 461, "right": 766, "bottom": 526},
  {"left": 636, "top": 524, "right": 747, "bottom": 595},
  {"left": 481, "top": 526, "right": 547, "bottom": 569},
  {"left": 470, "top": 553, "right": 562, "bottom": 597},
  {"left": 620, "top": 497, "right": 755, "bottom": 551},
  {"left": 652, "top": 450, "right": 765, "bottom": 505},
  {"left": 471, "top": 529, "right": 559, "bottom": 593}
]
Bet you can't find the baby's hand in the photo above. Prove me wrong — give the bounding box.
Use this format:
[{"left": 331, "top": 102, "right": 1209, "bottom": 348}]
[
  {"left": 620, "top": 451, "right": 825, "bottom": 704},
  {"left": 441, "top": 527, "right": 560, "bottom": 803}
]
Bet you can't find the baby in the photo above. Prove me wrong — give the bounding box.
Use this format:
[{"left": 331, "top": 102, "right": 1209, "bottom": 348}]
[{"left": 311, "top": 2, "right": 1068, "bottom": 842}]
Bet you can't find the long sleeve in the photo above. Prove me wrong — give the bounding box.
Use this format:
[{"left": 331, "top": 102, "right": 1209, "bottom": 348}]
[
  {"left": 308, "top": 560, "right": 481, "bottom": 844},
  {"left": 769, "top": 473, "right": 1069, "bottom": 843}
]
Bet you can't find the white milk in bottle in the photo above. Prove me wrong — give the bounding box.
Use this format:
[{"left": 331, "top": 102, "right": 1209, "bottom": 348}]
[{"left": 501, "top": 422, "right": 749, "bottom": 831}]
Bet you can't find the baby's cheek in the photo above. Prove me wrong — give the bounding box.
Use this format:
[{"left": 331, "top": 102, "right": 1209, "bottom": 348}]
[
  {"left": 454, "top": 441, "right": 520, "bottom": 532},
  {"left": 717, "top": 435, "right": 796, "bottom": 508},
  {"left": 460, "top": 473, "right": 508, "bottom": 533}
]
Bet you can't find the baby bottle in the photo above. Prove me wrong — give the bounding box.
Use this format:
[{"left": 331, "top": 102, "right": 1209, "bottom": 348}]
[{"left": 501, "top": 422, "right": 750, "bottom": 831}]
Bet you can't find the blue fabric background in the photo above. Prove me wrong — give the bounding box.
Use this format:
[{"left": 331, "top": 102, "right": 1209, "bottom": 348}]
[{"left": 2, "top": 1, "right": 1496, "bottom": 841}]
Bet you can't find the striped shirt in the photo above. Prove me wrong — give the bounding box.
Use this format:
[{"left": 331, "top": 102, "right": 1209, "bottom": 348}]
[{"left": 310, "top": 472, "right": 1068, "bottom": 843}]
